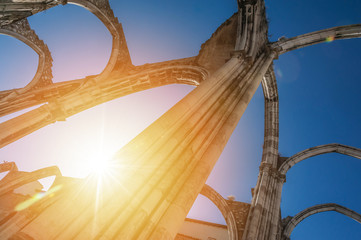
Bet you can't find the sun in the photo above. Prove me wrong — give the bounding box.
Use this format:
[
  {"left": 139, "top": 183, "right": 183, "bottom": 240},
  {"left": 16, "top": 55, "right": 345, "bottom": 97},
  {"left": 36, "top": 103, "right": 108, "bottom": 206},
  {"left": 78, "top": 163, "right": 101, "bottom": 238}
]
[
  {"left": 86, "top": 148, "right": 116, "bottom": 177},
  {"left": 90, "top": 160, "right": 109, "bottom": 175},
  {"left": 89, "top": 156, "right": 112, "bottom": 176}
]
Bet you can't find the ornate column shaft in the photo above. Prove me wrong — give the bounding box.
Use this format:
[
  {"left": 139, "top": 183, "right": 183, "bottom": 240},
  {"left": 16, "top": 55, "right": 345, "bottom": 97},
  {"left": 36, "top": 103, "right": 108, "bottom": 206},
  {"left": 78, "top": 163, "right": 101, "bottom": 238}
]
[
  {"left": 243, "top": 162, "right": 285, "bottom": 240},
  {"left": 7, "top": 51, "right": 274, "bottom": 239}
]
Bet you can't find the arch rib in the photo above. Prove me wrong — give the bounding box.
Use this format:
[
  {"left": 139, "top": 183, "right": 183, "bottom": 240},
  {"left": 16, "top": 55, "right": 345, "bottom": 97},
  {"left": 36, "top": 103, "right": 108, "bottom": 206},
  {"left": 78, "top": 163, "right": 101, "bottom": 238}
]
[
  {"left": 0, "top": 162, "right": 18, "bottom": 173},
  {"left": 0, "top": 165, "right": 65, "bottom": 239},
  {"left": 0, "top": 63, "right": 208, "bottom": 148},
  {"left": 0, "top": 18, "right": 53, "bottom": 98},
  {"left": 67, "top": 0, "right": 132, "bottom": 80},
  {"left": 272, "top": 24, "right": 361, "bottom": 55},
  {"left": 200, "top": 184, "right": 238, "bottom": 240},
  {"left": 0, "top": 61, "right": 207, "bottom": 118},
  {"left": 0, "top": 166, "right": 62, "bottom": 197},
  {"left": 0, "top": 1, "right": 63, "bottom": 27},
  {"left": 279, "top": 143, "right": 361, "bottom": 175},
  {"left": 0, "top": 79, "right": 82, "bottom": 118},
  {"left": 282, "top": 203, "right": 361, "bottom": 239},
  {"left": 261, "top": 66, "right": 279, "bottom": 166}
]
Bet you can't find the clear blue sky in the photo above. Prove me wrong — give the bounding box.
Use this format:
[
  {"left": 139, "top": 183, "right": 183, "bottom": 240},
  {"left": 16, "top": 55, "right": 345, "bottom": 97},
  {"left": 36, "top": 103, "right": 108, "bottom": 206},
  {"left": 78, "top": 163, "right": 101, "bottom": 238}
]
[{"left": 0, "top": 1, "right": 361, "bottom": 239}]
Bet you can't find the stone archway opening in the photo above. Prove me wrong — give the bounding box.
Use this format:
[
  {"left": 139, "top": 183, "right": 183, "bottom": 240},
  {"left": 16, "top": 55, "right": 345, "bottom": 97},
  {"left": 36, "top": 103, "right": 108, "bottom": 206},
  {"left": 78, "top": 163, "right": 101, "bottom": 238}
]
[
  {"left": 28, "top": 3, "right": 113, "bottom": 83},
  {"left": 282, "top": 203, "right": 361, "bottom": 240},
  {"left": 280, "top": 151, "right": 361, "bottom": 239},
  {"left": 0, "top": 35, "right": 38, "bottom": 90},
  {"left": 181, "top": 194, "right": 228, "bottom": 240}
]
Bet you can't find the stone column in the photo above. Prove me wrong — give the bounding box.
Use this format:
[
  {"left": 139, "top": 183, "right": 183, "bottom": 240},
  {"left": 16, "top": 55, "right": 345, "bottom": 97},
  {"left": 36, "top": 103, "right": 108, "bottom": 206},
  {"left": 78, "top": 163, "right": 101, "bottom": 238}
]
[
  {"left": 242, "top": 66, "right": 283, "bottom": 240},
  {"left": 11, "top": 51, "right": 275, "bottom": 239},
  {"left": 243, "top": 162, "right": 286, "bottom": 240}
]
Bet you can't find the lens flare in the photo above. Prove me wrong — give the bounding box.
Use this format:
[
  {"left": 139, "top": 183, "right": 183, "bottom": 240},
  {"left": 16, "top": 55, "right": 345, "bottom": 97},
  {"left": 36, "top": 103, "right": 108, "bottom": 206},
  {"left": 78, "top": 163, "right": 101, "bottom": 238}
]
[
  {"left": 325, "top": 36, "right": 335, "bottom": 43},
  {"left": 15, "top": 184, "right": 63, "bottom": 211},
  {"left": 276, "top": 68, "right": 283, "bottom": 78}
]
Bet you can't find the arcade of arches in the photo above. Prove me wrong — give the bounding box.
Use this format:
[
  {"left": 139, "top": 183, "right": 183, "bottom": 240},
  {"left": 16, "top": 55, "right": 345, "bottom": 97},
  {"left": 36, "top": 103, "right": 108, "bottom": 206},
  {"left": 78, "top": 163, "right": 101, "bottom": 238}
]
[{"left": 0, "top": 0, "right": 361, "bottom": 239}]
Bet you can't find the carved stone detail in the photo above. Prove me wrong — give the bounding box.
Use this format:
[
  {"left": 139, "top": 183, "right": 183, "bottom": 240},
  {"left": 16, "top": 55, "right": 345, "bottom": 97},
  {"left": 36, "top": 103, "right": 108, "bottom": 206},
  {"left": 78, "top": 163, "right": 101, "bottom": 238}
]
[
  {"left": 0, "top": 18, "right": 53, "bottom": 96},
  {"left": 200, "top": 184, "right": 250, "bottom": 240},
  {"left": 0, "top": 1, "right": 60, "bottom": 27}
]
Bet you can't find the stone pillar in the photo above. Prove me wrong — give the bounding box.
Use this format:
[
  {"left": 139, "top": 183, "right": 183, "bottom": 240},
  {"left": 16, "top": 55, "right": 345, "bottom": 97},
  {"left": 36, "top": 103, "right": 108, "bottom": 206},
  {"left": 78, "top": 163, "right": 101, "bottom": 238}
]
[
  {"left": 243, "top": 161, "right": 286, "bottom": 240},
  {"left": 7, "top": 51, "right": 275, "bottom": 239},
  {"left": 242, "top": 66, "right": 283, "bottom": 240}
]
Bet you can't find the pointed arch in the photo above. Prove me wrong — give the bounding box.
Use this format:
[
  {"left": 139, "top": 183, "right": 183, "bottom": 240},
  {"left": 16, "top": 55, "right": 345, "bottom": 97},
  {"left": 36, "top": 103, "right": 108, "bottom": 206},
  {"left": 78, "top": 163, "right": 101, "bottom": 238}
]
[
  {"left": 200, "top": 184, "right": 238, "bottom": 240},
  {"left": 0, "top": 19, "right": 53, "bottom": 96},
  {"left": 67, "top": 0, "right": 132, "bottom": 80},
  {"left": 0, "top": 166, "right": 62, "bottom": 197},
  {"left": 0, "top": 62, "right": 208, "bottom": 148},
  {"left": 278, "top": 143, "right": 361, "bottom": 175},
  {"left": 272, "top": 24, "right": 361, "bottom": 55},
  {"left": 282, "top": 203, "right": 361, "bottom": 239}
]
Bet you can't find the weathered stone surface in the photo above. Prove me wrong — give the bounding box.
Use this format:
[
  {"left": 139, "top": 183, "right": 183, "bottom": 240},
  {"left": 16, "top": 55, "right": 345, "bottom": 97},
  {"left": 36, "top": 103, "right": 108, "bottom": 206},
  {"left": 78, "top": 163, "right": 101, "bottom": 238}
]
[
  {"left": 0, "top": 0, "right": 360, "bottom": 240},
  {"left": 0, "top": 0, "right": 62, "bottom": 27},
  {"left": 281, "top": 203, "right": 361, "bottom": 240},
  {"left": 0, "top": 18, "right": 53, "bottom": 96},
  {"left": 200, "top": 184, "right": 250, "bottom": 240}
]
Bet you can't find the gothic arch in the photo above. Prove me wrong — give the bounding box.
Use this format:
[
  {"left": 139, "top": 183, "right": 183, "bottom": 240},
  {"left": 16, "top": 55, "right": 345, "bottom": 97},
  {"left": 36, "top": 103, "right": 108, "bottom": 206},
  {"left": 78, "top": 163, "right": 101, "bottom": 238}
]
[
  {"left": 272, "top": 24, "right": 361, "bottom": 55},
  {"left": 282, "top": 203, "right": 361, "bottom": 239},
  {"left": 278, "top": 143, "right": 361, "bottom": 175},
  {"left": 0, "top": 63, "right": 208, "bottom": 148},
  {"left": 0, "top": 164, "right": 64, "bottom": 239},
  {"left": 0, "top": 19, "right": 53, "bottom": 96},
  {"left": 0, "top": 166, "right": 61, "bottom": 197},
  {"left": 200, "top": 184, "right": 238, "bottom": 240},
  {"left": 67, "top": 0, "right": 132, "bottom": 80}
]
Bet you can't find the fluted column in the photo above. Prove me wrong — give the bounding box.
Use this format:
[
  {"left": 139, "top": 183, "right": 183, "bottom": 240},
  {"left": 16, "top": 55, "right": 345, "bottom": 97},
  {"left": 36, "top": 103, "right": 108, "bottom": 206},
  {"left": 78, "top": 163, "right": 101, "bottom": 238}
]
[{"left": 10, "top": 51, "right": 275, "bottom": 239}]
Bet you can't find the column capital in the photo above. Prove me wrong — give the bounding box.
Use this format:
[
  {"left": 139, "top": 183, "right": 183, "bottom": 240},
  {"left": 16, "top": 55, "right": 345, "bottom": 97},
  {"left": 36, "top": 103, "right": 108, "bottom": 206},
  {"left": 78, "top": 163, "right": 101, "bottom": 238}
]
[{"left": 259, "top": 162, "right": 286, "bottom": 183}]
